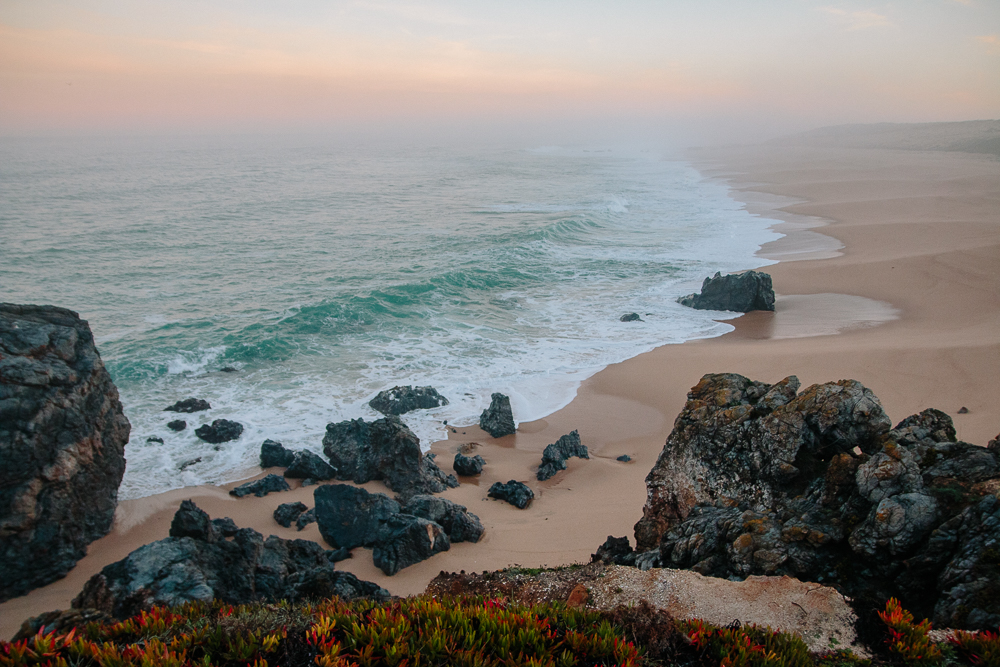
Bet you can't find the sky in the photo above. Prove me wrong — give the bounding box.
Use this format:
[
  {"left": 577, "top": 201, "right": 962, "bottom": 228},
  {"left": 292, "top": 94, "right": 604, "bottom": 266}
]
[{"left": 1, "top": 0, "right": 998, "bottom": 143}]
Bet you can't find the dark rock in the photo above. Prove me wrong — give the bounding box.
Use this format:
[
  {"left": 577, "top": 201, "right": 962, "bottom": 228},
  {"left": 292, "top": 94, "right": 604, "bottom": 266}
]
[
  {"left": 260, "top": 439, "right": 295, "bottom": 468},
  {"left": 677, "top": 270, "right": 775, "bottom": 312},
  {"left": 212, "top": 517, "right": 239, "bottom": 537},
  {"left": 0, "top": 303, "right": 130, "bottom": 602},
  {"left": 322, "top": 416, "right": 458, "bottom": 501},
  {"left": 617, "top": 455, "right": 632, "bottom": 462},
  {"left": 229, "top": 474, "right": 290, "bottom": 498},
  {"left": 313, "top": 484, "right": 401, "bottom": 549},
  {"left": 146, "top": 436, "right": 164, "bottom": 444},
  {"left": 219, "top": 367, "right": 238, "bottom": 373},
  {"left": 166, "top": 420, "right": 187, "bottom": 432},
  {"left": 591, "top": 535, "right": 636, "bottom": 567},
  {"left": 296, "top": 508, "right": 317, "bottom": 531},
  {"left": 164, "top": 398, "right": 211, "bottom": 413},
  {"left": 488, "top": 480, "right": 534, "bottom": 509},
  {"left": 13, "top": 608, "right": 113, "bottom": 641},
  {"left": 170, "top": 500, "right": 217, "bottom": 541},
  {"left": 628, "top": 371, "right": 1000, "bottom": 630},
  {"left": 372, "top": 514, "right": 450, "bottom": 576},
  {"left": 537, "top": 430, "right": 588, "bottom": 481},
  {"left": 195, "top": 419, "right": 243, "bottom": 444},
  {"left": 274, "top": 502, "right": 308, "bottom": 528},
  {"left": 178, "top": 457, "right": 202, "bottom": 471},
  {"left": 326, "top": 546, "right": 350, "bottom": 562},
  {"left": 620, "top": 313, "right": 642, "bottom": 322},
  {"left": 479, "top": 392, "right": 516, "bottom": 438},
  {"left": 71, "top": 503, "right": 387, "bottom": 619},
  {"left": 403, "top": 494, "right": 485, "bottom": 543},
  {"left": 368, "top": 385, "right": 449, "bottom": 415},
  {"left": 285, "top": 449, "right": 337, "bottom": 481},
  {"left": 454, "top": 452, "right": 485, "bottom": 476},
  {"left": 957, "top": 406, "right": 969, "bottom": 414}
]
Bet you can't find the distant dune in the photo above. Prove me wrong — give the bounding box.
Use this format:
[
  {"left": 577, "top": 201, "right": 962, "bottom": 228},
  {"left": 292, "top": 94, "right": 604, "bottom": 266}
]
[{"left": 772, "top": 119, "right": 1000, "bottom": 156}]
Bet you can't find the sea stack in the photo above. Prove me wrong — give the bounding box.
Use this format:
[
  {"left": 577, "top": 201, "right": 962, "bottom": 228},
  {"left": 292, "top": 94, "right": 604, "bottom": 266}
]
[{"left": 0, "top": 304, "right": 131, "bottom": 601}]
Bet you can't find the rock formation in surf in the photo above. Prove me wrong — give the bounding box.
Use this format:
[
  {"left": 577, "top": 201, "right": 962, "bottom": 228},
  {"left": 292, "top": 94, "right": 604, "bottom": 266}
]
[
  {"left": 0, "top": 303, "right": 130, "bottom": 602},
  {"left": 479, "top": 392, "right": 516, "bottom": 438},
  {"left": 678, "top": 270, "right": 775, "bottom": 312},
  {"left": 368, "top": 385, "right": 449, "bottom": 415},
  {"left": 614, "top": 373, "right": 1000, "bottom": 630},
  {"left": 72, "top": 501, "right": 389, "bottom": 619},
  {"left": 322, "top": 415, "right": 457, "bottom": 501}
]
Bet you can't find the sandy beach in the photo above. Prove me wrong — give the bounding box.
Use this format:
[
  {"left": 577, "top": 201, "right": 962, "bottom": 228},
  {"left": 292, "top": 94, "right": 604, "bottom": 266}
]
[{"left": 3, "top": 141, "right": 998, "bottom": 640}]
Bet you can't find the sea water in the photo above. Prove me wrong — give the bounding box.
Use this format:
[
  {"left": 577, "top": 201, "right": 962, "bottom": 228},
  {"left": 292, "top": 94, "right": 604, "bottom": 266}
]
[{"left": 0, "top": 135, "right": 779, "bottom": 500}]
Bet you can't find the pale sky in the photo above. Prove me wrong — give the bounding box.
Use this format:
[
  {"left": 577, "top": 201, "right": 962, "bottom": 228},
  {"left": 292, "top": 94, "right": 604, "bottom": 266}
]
[{"left": 1, "top": 0, "right": 998, "bottom": 142}]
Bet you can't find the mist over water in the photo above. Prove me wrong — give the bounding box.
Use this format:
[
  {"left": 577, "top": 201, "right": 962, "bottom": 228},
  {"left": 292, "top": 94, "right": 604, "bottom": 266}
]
[{"left": 0, "top": 135, "right": 778, "bottom": 499}]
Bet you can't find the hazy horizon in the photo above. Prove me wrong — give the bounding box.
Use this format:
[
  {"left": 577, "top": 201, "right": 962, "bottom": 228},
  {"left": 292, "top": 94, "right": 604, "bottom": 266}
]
[{"left": 2, "top": 1, "right": 999, "bottom": 147}]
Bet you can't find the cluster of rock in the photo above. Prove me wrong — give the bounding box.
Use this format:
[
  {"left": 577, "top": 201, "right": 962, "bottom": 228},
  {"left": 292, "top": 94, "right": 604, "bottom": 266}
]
[
  {"left": 600, "top": 373, "right": 1000, "bottom": 630},
  {"left": 314, "top": 484, "right": 483, "bottom": 575},
  {"left": 536, "top": 431, "right": 588, "bottom": 481},
  {"left": 71, "top": 501, "right": 389, "bottom": 619},
  {"left": 322, "top": 416, "right": 458, "bottom": 501},
  {"left": 273, "top": 502, "right": 317, "bottom": 530},
  {"left": 0, "top": 304, "right": 131, "bottom": 602},
  {"left": 479, "top": 393, "right": 516, "bottom": 438},
  {"left": 677, "top": 270, "right": 775, "bottom": 312},
  {"left": 368, "top": 385, "right": 449, "bottom": 415}
]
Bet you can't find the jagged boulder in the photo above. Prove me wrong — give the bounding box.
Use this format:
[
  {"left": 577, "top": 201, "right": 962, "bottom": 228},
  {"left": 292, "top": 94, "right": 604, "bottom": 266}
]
[
  {"left": 71, "top": 502, "right": 388, "bottom": 619},
  {"left": 402, "top": 495, "right": 485, "bottom": 543},
  {"left": 628, "top": 372, "right": 1000, "bottom": 630},
  {"left": 454, "top": 453, "right": 485, "bottom": 476},
  {"left": 0, "top": 304, "right": 130, "bottom": 602},
  {"left": 677, "top": 270, "right": 775, "bottom": 312},
  {"left": 230, "top": 474, "right": 290, "bottom": 498},
  {"left": 322, "top": 416, "right": 457, "bottom": 500},
  {"left": 167, "top": 420, "right": 187, "bottom": 431},
  {"left": 284, "top": 450, "right": 337, "bottom": 481},
  {"left": 274, "top": 502, "right": 308, "bottom": 528},
  {"left": 313, "top": 484, "right": 401, "bottom": 550},
  {"left": 295, "top": 508, "right": 317, "bottom": 531},
  {"left": 479, "top": 392, "right": 515, "bottom": 438},
  {"left": 260, "top": 439, "right": 295, "bottom": 468},
  {"left": 195, "top": 419, "right": 243, "bottom": 444},
  {"left": 488, "top": 480, "right": 534, "bottom": 509},
  {"left": 170, "top": 500, "right": 218, "bottom": 541},
  {"left": 368, "top": 385, "right": 449, "bottom": 415},
  {"left": 620, "top": 313, "right": 642, "bottom": 322},
  {"left": 372, "top": 515, "right": 451, "bottom": 576},
  {"left": 164, "top": 398, "right": 211, "bottom": 413},
  {"left": 536, "top": 430, "right": 588, "bottom": 481}
]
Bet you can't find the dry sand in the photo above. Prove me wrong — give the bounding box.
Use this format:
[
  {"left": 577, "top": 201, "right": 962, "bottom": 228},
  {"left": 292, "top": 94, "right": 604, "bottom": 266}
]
[{"left": 2, "top": 143, "right": 998, "bottom": 640}]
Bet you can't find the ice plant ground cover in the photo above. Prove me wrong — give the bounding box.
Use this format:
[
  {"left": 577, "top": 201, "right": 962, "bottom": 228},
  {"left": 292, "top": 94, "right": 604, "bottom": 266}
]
[{"left": 1, "top": 597, "right": 998, "bottom": 667}]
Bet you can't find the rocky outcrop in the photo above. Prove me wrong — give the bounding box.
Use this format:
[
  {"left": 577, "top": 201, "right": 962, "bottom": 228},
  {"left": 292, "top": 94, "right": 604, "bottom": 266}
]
[
  {"left": 229, "top": 474, "right": 290, "bottom": 498},
  {"left": 195, "top": 419, "right": 243, "bottom": 444},
  {"left": 313, "top": 484, "right": 474, "bottom": 575},
  {"left": 479, "top": 393, "right": 516, "bottom": 438},
  {"left": 677, "top": 270, "right": 775, "bottom": 312},
  {"left": 536, "top": 430, "right": 588, "bottom": 481},
  {"left": 285, "top": 450, "right": 337, "bottom": 481},
  {"left": 628, "top": 373, "right": 1000, "bottom": 630},
  {"left": 164, "top": 398, "right": 211, "bottom": 413},
  {"left": 71, "top": 502, "right": 389, "bottom": 619},
  {"left": 454, "top": 452, "right": 485, "bottom": 476},
  {"left": 368, "top": 385, "right": 449, "bottom": 415},
  {"left": 260, "top": 439, "right": 295, "bottom": 468},
  {"left": 0, "top": 304, "right": 131, "bottom": 602},
  {"left": 488, "top": 480, "right": 534, "bottom": 509},
  {"left": 322, "top": 416, "right": 458, "bottom": 501}
]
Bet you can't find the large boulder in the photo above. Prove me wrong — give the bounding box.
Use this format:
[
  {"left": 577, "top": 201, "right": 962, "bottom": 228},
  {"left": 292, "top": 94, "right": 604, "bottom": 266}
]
[
  {"left": 313, "top": 484, "right": 401, "bottom": 550},
  {"left": 322, "top": 416, "right": 458, "bottom": 500},
  {"left": 536, "top": 430, "right": 588, "bottom": 481},
  {"left": 194, "top": 419, "right": 243, "bottom": 444},
  {"left": 372, "top": 515, "right": 451, "bottom": 576},
  {"left": 260, "top": 439, "right": 295, "bottom": 468},
  {"left": 488, "top": 480, "right": 534, "bottom": 509},
  {"left": 402, "top": 494, "right": 485, "bottom": 543},
  {"left": 368, "top": 385, "right": 449, "bottom": 415},
  {"left": 479, "top": 393, "right": 516, "bottom": 438},
  {"left": 454, "top": 452, "right": 485, "bottom": 476},
  {"left": 164, "top": 398, "right": 211, "bottom": 413},
  {"left": 677, "top": 270, "right": 775, "bottom": 312},
  {"left": 628, "top": 372, "right": 1000, "bottom": 630},
  {"left": 284, "top": 450, "right": 337, "bottom": 481},
  {"left": 0, "top": 304, "right": 130, "bottom": 602},
  {"left": 71, "top": 502, "right": 388, "bottom": 619}
]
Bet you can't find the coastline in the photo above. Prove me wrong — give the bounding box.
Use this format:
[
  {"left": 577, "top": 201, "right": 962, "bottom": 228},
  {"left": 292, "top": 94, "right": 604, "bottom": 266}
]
[{"left": 3, "top": 143, "right": 998, "bottom": 640}]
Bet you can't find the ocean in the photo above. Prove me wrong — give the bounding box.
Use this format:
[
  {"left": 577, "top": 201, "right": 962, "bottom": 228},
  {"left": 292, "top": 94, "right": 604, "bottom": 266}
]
[{"left": 0, "top": 135, "right": 778, "bottom": 500}]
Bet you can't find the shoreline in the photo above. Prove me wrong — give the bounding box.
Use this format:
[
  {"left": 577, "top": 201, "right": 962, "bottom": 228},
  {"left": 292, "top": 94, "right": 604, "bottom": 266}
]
[{"left": 3, "top": 143, "right": 998, "bottom": 640}]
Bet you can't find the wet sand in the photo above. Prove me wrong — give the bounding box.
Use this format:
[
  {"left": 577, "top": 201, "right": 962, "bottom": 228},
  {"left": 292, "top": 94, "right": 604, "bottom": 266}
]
[{"left": 3, "top": 143, "right": 998, "bottom": 640}]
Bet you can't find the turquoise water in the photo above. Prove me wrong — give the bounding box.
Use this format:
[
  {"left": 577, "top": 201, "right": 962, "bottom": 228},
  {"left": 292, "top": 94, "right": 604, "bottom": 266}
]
[{"left": 0, "top": 135, "right": 778, "bottom": 499}]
